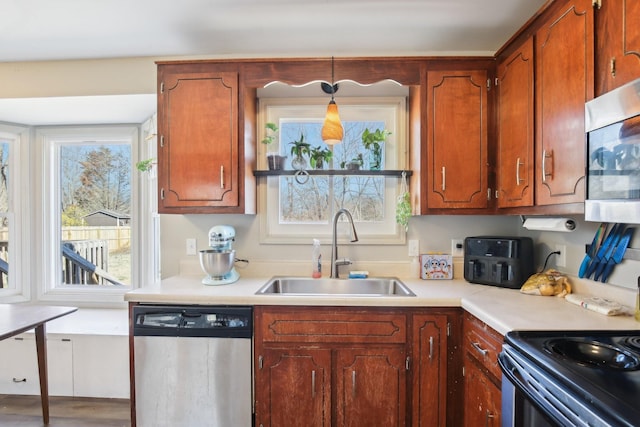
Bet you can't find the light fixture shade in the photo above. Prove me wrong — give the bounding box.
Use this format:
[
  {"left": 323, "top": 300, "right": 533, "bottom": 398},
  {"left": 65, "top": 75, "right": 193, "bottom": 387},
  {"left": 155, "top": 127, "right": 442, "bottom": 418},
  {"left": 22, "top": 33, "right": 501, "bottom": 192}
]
[{"left": 321, "top": 100, "right": 343, "bottom": 145}]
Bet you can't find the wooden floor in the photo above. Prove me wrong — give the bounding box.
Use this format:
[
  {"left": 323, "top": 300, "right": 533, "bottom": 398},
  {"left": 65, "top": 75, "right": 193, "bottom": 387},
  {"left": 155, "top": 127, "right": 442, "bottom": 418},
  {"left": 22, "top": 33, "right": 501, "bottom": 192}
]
[{"left": 0, "top": 395, "right": 130, "bottom": 427}]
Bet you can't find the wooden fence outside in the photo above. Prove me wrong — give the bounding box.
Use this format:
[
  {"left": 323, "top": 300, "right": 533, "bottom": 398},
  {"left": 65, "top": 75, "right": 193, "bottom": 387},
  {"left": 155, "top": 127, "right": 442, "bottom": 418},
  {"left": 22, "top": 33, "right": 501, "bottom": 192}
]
[
  {"left": 0, "top": 226, "right": 131, "bottom": 253},
  {"left": 61, "top": 226, "right": 131, "bottom": 252}
]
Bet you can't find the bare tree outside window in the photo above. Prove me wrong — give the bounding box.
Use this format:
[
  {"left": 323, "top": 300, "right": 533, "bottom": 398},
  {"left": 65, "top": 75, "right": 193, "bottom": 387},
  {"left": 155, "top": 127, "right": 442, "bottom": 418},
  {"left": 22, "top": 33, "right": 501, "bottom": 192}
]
[
  {"left": 278, "top": 120, "right": 386, "bottom": 224},
  {"left": 60, "top": 144, "right": 131, "bottom": 286}
]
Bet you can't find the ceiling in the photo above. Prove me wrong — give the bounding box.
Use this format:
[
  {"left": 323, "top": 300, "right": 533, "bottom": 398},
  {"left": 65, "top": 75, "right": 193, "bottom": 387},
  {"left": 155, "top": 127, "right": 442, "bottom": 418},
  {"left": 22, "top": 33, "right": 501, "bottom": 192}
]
[{"left": 1, "top": 0, "right": 548, "bottom": 125}]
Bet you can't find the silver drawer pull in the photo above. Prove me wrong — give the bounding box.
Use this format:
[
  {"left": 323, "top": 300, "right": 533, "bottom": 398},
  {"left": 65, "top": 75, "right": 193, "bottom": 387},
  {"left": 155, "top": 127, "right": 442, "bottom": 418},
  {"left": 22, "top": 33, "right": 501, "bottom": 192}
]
[
  {"left": 429, "top": 336, "right": 434, "bottom": 361},
  {"left": 12, "top": 378, "right": 26, "bottom": 383},
  {"left": 471, "top": 341, "right": 488, "bottom": 356},
  {"left": 352, "top": 370, "right": 356, "bottom": 398}
]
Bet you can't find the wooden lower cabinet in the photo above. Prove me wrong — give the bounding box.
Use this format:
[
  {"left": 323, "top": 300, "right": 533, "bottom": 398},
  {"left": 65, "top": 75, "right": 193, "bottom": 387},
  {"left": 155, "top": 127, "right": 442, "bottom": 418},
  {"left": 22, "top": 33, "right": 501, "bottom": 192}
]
[
  {"left": 464, "top": 355, "right": 501, "bottom": 427},
  {"left": 335, "top": 347, "right": 407, "bottom": 427},
  {"left": 411, "top": 314, "right": 450, "bottom": 426},
  {"left": 463, "top": 312, "right": 503, "bottom": 427},
  {"left": 254, "top": 306, "right": 459, "bottom": 427},
  {"left": 259, "top": 347, "right": 331, "bottom": 427}
]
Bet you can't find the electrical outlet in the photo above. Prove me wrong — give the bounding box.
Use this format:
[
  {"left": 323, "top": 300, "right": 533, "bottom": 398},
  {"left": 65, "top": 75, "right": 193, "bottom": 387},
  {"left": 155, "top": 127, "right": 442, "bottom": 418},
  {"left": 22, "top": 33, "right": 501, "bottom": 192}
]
[
  {"left": 555, "top": 244, "right": 566, "bottom": 267},
  {"left": 451, "top": 239, "right": 464, "bottom": 257},
  {"left": 408, "top": 239, "right": 420, "bottom": 257},
  {"left": 186, "top": 238, "right": 197, "bottom": 256}
]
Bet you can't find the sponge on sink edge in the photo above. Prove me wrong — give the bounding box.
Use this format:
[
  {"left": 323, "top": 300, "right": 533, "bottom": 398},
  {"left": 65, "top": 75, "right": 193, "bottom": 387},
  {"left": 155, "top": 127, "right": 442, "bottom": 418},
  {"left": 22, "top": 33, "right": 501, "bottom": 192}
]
[{"left": 348, "top": 271, "right": 369, "bottom": 279}]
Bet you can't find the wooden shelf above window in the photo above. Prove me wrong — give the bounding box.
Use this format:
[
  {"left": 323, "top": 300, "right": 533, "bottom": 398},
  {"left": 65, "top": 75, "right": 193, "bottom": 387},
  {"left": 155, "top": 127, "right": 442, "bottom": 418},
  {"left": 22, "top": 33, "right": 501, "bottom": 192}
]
[{"left": 253, "top": 169, "right": 412, "bottom": 177}]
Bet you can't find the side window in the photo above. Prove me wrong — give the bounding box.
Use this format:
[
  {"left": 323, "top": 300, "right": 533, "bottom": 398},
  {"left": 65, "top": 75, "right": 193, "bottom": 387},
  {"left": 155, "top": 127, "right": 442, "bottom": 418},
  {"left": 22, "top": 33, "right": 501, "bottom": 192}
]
[
  {"left": 38, "top": 126, "right": 138, "bottom": 302},
  {"left": 258, "top": 97, "right": 407, "bottom": 244},
  {"left": 0, "top": 137, "right": 11, "bottom": 290}
]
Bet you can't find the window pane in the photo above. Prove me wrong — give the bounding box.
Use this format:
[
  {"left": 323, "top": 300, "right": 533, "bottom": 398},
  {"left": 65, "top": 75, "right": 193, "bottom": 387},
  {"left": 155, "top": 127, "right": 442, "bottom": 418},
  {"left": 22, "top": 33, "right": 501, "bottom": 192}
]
[
  {"left": 278, "top": 120, "right": 387, "bottom": 224},
  {"left": 0, "top": 142, "right": 9, "bottom": 289},
  {"left": 60, "top": 144, "right": 131, "bottom": 286}
]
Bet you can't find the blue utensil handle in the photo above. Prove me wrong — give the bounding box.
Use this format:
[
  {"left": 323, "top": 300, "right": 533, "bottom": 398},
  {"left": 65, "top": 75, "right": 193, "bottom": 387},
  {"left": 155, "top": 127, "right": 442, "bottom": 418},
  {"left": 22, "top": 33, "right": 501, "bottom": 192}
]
[{"left": 578, "top": 255, "right": 591, "bottom": 278}]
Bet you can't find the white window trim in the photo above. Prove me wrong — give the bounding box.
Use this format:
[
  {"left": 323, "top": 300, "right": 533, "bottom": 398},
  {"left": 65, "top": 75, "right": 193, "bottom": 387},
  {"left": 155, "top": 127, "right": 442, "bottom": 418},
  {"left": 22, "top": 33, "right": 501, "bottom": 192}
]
[
  {"left": 0, "top": 123, "right": 30, "bottom": 302},
  {"left": 34, "top": 125, "right": 143, "bottom": 306},
  {"left": 258, "top": 96, "right": 408, "bottom": 245}
]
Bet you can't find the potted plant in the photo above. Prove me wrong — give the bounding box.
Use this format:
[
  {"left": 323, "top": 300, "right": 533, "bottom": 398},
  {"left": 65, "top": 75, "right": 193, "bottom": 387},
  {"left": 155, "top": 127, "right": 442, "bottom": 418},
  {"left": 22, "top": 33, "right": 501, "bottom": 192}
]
[
  {"left": 361, "top": 128, "right": 391, "bottom": 170},
  {"left": 135, "top": 158, "right": 156, "bottom": 173},
  {"left": 261, "top": 122, "right": 286, "bottom": 170},
  {"left": 309, "top": 145, "right": 333, "bottom": 169},
  {"left": 289, "top": 133, "right": 310, "bottom": 170},
  {"left": 341, "top": 153, "right": 364, "bottom": 170}
]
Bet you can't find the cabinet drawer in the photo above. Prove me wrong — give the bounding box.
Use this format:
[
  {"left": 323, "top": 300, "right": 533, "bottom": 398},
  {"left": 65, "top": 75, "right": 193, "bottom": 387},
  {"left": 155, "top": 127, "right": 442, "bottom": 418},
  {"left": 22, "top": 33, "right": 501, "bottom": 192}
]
[
  {"left": 463, "top": 313, "right": 503, "bottom": 380},
  {"left": 256, "top": 307, "right": 407, "bottom": 344}
]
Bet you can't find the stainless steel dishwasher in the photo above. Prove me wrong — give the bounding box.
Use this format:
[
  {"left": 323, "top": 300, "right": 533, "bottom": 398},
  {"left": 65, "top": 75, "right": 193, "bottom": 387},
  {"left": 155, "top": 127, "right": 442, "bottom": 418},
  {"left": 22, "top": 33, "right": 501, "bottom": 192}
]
[{"left": 133, "top": 305, "right": 252, "bottom": 427}]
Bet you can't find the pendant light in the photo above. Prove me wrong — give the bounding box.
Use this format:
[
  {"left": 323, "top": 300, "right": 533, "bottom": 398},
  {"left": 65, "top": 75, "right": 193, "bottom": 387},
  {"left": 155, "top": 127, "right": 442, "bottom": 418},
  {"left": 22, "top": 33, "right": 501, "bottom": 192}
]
[{"left": 321, "top": 56, "right": 343, "bottom": 145}]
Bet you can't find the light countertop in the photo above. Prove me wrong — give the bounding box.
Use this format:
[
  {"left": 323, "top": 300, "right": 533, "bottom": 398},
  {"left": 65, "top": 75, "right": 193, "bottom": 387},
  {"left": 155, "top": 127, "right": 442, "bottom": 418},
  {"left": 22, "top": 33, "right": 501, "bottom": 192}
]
[{"left": 125, "top": 274, "right": 640, "bottom": 336}]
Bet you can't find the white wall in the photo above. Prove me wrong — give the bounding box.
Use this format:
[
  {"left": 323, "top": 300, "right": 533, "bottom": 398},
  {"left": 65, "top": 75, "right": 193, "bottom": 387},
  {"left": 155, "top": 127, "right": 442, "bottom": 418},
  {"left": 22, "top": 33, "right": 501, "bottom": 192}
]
[{"left": 161, "top": 213, "right": 639, "bottom": 291}]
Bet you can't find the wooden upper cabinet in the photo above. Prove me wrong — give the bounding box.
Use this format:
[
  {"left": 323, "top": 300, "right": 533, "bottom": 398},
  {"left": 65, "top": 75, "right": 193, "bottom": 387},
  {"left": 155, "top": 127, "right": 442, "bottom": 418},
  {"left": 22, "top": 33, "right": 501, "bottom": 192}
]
[
  {"left": 595, "top": 0, "right": 640, "bottom": 96},
  {"left": 496, "top": 37, "right": 535, "bottom": 209},
  {"left": 534, "top": 0, "right": 593, "bottom": 206},
  {"left": 425, "top": 69, "right": 489, "bottom": 210},
  {"left": 157, "top": 66, "right": 248, "bottom": 213}
]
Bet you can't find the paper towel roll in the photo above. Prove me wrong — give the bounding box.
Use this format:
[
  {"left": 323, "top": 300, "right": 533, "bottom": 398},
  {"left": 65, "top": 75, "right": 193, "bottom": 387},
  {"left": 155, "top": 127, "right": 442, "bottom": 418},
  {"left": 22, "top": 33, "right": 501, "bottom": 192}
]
[{"left": 522, "top": 218, "right": 576, "bottom": 232}]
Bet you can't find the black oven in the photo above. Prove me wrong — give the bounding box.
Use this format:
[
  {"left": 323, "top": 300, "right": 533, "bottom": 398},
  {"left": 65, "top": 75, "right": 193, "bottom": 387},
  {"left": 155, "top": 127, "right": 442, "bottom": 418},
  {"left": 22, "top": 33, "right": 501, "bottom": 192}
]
[
  {"left": 585, "top": 77, "right": 640, "bottom": 224},
  {"left": 499, "top": 330, "right": 640, "bottom": 427}
]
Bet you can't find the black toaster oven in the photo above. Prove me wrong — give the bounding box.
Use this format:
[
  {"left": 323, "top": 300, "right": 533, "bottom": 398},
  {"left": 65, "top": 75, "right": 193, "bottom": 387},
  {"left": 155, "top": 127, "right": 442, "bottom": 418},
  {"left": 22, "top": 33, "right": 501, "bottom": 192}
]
[{"left": 464, "top": 236, "right": 534, "bottom": 288}]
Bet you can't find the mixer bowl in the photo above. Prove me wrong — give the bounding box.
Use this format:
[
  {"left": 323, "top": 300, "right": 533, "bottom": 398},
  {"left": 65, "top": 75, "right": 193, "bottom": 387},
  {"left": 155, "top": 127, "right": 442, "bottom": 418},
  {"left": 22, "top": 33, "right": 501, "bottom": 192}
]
[{"left": 199, "top": 249, "right": 235, "bottom": 278}]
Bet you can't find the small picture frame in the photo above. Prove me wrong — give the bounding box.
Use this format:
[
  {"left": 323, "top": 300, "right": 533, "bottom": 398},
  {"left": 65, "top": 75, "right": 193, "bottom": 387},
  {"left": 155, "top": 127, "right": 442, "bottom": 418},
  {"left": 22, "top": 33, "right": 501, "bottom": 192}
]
[{"left": 420, "top": 254, "right": 453, "bottom": 280}]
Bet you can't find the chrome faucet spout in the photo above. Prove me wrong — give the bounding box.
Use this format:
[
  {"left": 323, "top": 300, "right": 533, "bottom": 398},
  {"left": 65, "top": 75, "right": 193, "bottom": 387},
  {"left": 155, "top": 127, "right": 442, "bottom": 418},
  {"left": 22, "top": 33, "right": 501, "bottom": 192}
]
[{"left": 330, "top": 208, "right": 359, "bottom": 279}]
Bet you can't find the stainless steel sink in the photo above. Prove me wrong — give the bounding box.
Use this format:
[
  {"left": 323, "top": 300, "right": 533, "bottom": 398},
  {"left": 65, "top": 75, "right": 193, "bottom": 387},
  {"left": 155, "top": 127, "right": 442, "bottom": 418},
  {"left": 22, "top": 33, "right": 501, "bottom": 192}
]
[{"left": 255, "top": 276, "right": 416, "bottom": 297}]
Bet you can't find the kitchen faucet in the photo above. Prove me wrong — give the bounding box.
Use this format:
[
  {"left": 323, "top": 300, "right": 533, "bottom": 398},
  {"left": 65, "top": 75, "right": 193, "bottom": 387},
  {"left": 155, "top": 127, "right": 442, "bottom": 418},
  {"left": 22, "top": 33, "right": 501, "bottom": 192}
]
[{"left": 330, "top": 208, "right": 359, "bottom": 279}]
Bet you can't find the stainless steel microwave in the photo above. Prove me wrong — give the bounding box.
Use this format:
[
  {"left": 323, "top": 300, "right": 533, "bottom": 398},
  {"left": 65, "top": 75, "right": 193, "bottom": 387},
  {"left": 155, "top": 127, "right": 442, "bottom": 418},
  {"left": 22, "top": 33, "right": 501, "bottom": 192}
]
[{"left": 585, "top": 78, "right": 640, "bottom": 224}]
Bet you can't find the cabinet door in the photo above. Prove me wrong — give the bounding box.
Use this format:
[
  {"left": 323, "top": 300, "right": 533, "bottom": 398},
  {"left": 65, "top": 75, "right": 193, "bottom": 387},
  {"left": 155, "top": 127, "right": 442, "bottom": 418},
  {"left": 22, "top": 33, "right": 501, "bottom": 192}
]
[
  {"left": 425, "top": 69, "right": 489, "bottom": 210},
  {"left": 496, "top": 37, "right": 535, "bottom": 208},
  {"left": 255, "top": 347, "right": 331, "bottom": 427},
  {"left": 535, "top": 0, "right": 593, "bottom": 206},
  {"left": 595, "top": 0, "right": 640, "bottom": 96},
  {"left": 335, "top": 347, "right": 407, "bottom": 427},
  {"left": 0, "top": 336, "right": 73, "bottom": 396},
  {"left": 463, "top": 355, "right": 501, "bottom": 427},
  {"left": 158, "top": 69, "right": 240, "bottom": 213},
  {"left": 411, "top": 314, "right": 448, "bottom": 427}
]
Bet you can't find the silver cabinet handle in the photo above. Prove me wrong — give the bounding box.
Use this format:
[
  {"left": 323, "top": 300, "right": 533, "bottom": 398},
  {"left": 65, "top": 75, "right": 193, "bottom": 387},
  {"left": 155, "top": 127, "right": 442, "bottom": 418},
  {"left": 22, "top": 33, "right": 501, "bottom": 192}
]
[
  {"left": 429, "top": 336, "right": 434, "bottom": 361},
  {"left": 516, "top": 157, "right": 524, "bottom": 185},
  {"left": 352, "top": 370, "right": 356, "bottom": 398},
  {"left": 485, "top": 410, "right": 495, "bottom": 427},
  {"left": 471, "top": 341, "right": 488, "bottom": 356},
  {"left": 220, "top": 165, "right": 224, "bottom": 188},
  {"left": 311, "top": 370, "right": 316, "bottom": 398},
  {"left": 441, "top": 166, "right": 446, "bottom": 191},
  {"left": 12, "top": 378, "right": 26, "bottom": 383},
  {"left": 542, "top": 149, "right": 553, "bottom": 182}
]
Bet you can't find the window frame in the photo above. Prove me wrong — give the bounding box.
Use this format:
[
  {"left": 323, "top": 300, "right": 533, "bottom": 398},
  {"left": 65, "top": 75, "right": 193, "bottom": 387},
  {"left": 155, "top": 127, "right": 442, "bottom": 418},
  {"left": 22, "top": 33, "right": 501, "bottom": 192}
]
[
  {"left": 34, "top": 125, "right": 143, "bottom": 305},
  {"left": 0, "top": 123, "right": 29, "bottom": 302},
  {"left": 257, "top": 96, "right": 408, "bottom": 245}
]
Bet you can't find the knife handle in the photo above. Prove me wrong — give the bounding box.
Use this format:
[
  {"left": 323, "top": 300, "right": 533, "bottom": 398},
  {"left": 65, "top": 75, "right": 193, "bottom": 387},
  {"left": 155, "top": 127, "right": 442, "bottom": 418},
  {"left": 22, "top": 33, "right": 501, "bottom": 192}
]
[
  {"left": 578, "top": 255, "right": 591, "bottom": 278},
  {"left": 593, "top": 259, "right": 608, "bottom": 281},
  {"left": 600, "top": 260, "right": 616, "bottom": 283}
]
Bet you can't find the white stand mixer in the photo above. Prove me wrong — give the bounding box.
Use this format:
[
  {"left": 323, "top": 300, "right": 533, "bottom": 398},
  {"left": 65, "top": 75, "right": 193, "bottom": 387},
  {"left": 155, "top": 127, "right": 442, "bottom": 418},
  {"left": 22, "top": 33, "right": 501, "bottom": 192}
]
[{"left": 199, "top": 225, "right": 240, "bottom": 285}]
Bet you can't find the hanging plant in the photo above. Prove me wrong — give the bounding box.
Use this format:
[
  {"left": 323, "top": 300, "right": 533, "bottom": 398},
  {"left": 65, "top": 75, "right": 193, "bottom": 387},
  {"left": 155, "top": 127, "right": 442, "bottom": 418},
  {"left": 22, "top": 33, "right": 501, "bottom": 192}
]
[
  {"left": 396, "top": 172, "right": 411, "bottom": 231},
  {"left": 136, "top": 158, "right": 156, "bottom": 172}
]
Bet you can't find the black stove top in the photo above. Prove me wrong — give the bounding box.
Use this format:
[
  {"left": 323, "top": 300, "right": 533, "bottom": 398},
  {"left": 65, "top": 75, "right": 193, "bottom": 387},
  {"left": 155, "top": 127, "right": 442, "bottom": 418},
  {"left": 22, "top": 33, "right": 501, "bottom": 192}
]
[{"left": 503, "top": 330, "right": 640, "bottom": 427}]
